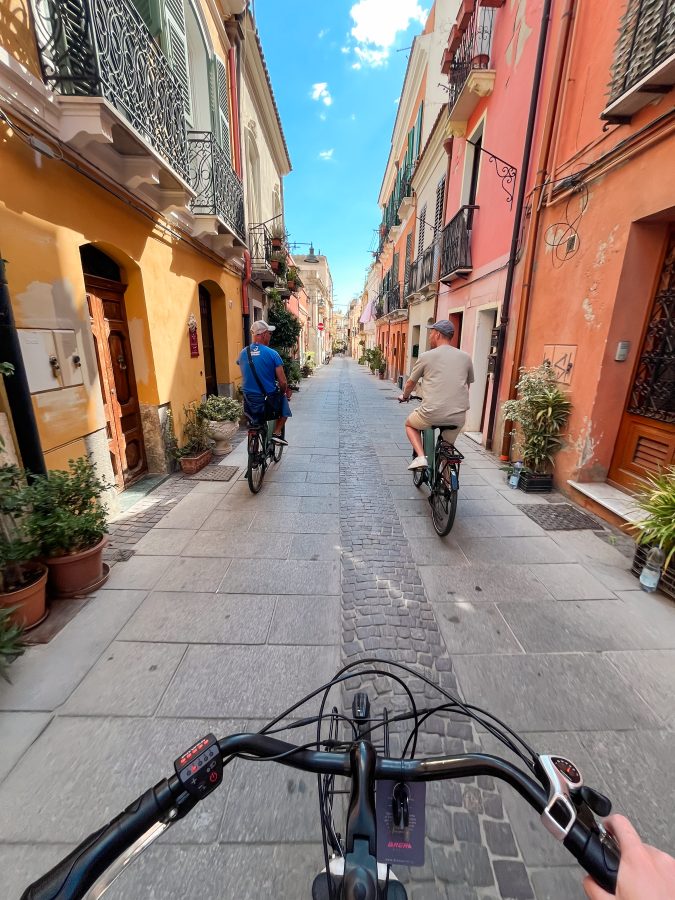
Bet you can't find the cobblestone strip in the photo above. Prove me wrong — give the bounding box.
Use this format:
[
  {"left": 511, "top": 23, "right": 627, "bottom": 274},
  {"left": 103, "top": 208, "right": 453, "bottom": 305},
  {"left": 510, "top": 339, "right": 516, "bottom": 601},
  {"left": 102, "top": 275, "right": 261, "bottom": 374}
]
[{"left": 338, "top": 372, "right": 534, "bottom": 900}]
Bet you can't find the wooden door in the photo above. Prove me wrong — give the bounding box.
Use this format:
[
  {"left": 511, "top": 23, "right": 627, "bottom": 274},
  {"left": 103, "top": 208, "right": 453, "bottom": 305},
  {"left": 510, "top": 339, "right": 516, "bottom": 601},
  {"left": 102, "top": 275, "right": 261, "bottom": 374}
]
[
  {"left": 608, "top": 232, "right": 675, "bottom": 490},
  {"left": 199, "top": 285, "right": 218, "bottom": 397},
  {"left": 86, "top": 276, "right": 147, "bottom": 489}
]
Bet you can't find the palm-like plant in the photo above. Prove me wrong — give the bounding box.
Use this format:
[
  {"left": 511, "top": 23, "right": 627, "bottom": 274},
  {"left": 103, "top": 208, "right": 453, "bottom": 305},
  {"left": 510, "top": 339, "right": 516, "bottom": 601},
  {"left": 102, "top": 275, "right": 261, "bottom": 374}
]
[{"left": 633, "top": 467, "right": 675, "bottom": 571}]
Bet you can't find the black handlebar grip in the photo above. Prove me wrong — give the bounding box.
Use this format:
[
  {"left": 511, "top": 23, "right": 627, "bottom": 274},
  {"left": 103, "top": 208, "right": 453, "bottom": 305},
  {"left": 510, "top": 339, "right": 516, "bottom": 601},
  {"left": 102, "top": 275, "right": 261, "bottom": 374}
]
[
  {"left": 564, "top": 822, "right": 620, "bottom": 895},
  {"left": 20, "top": 781, "right": 176, "bottom": 900}
]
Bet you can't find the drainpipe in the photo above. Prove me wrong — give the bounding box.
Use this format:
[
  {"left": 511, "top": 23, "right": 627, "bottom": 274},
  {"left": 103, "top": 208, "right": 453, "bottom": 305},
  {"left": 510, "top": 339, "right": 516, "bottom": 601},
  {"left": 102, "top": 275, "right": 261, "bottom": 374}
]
[
  {"left": 484, "top": 0, "right": 553, "bottom": 452},
  {"left": 0, "top": 257, "right": 47, "bottom": 475},
  {"left": 499, "top": 0, "right": 578, "bottom": 459}
]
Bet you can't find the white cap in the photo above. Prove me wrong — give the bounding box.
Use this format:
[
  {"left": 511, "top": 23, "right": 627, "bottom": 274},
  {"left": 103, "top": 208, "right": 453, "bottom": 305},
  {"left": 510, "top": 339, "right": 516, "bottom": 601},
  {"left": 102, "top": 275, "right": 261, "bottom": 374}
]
[{"left": 251, "top": 320, "right": 276, "bottom": 335}]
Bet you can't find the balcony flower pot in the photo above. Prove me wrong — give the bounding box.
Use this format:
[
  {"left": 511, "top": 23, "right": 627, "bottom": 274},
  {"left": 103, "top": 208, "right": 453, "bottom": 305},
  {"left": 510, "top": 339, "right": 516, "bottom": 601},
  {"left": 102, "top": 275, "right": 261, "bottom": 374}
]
[
  {"left": 179, "top": 449, "right": 212, "bottom": 474},
  {"left": 0, "top": 565, "right": 48, "bottom": 630},
  {"left": 271, "top": 237, "right": 283, "bottom": 251},
  {"left": 518, "top": 470, "right": 553, "bottom": 493},
  {"left": 631, "top": 544, "right": 675, "bottom": 600},
  {"left": 45, "top": 537, "right": 107, "bottom": 598}
]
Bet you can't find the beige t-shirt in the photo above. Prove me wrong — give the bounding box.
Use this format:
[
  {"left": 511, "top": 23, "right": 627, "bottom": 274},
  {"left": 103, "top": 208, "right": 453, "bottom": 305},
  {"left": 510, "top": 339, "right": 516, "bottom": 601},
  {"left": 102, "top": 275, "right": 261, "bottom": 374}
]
[{"left": 409, "top": 345, "right": 475, "bottom": 420}]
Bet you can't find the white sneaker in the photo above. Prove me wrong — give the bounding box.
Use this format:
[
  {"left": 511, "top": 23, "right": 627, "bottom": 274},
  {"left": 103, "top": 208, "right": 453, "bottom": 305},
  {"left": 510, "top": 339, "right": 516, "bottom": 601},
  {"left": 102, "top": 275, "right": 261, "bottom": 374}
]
[{"left": 408, "top": 455, "right": 428, "bottom": 470}]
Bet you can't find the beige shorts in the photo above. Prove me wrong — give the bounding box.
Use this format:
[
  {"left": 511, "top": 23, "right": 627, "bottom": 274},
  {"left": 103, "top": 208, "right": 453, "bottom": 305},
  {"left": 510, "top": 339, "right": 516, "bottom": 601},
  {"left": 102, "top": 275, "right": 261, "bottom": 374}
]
[{"left": 406, "top": 408, "right": 466, "bottom": 434}]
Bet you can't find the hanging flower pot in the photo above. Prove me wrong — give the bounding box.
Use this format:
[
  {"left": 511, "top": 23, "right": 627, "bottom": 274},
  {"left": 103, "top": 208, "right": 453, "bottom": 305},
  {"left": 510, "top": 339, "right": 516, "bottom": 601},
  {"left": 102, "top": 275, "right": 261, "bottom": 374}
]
[{"left": 271, "top": 237, "right": 283, "bottom": 251}]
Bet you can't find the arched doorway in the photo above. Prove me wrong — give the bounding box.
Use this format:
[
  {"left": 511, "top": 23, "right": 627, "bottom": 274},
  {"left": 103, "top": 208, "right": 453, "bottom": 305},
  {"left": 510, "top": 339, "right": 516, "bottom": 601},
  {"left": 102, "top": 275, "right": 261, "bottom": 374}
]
[{"left": 80, "top": 245, "right": 147, "bottom": 489}]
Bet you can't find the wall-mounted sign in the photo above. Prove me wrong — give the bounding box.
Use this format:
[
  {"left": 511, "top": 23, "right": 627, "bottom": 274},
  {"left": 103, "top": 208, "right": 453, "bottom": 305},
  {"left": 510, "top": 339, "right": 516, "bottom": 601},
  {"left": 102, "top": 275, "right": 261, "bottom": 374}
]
[
  {"left": 318, "top": 323, "right": 325, "bottom": 331},
  {"left": 188, "top": 313, "right": 199, "bottom": 358}
]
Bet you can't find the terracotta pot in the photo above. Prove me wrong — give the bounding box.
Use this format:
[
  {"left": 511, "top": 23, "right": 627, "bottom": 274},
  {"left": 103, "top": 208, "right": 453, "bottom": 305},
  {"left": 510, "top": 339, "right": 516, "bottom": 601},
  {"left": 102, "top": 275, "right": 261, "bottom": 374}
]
[
  {"left": 271, "top": 260, "right": 280, "bottom": 272},
  {"left": 271, "top": 238, "right": 283, "bottom": 251},
  {"left": 179, "top": 449, "right": 212, "bottom": 474},
  {"left": 0, "top": 565, "right": 48, "bottom": 629},
  {"left": 46, "top": 537, "right": 107, "bottom": 598},
  {"left": 207, "top": 420, "right": 238, "bottom": 455}
]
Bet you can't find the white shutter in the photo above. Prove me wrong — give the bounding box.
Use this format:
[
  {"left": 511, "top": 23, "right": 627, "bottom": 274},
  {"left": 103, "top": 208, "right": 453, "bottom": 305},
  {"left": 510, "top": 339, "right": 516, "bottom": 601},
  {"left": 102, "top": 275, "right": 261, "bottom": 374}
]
[
  {"left": 214, "top": 54, "right": 232, "bottom": 160},
  {"left": 164, "top": 0, "right": 191, "bottom": 125}
]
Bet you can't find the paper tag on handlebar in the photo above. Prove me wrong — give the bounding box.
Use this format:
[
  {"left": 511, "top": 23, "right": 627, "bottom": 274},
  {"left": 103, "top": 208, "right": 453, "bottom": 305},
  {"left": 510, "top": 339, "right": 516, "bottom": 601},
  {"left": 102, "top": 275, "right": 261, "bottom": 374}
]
[
  {"left": 174, "top": 734, "right": 222, "bottom": 800},
  {"left": 376, "top": 781, "right": 426, "bottom": 867}
]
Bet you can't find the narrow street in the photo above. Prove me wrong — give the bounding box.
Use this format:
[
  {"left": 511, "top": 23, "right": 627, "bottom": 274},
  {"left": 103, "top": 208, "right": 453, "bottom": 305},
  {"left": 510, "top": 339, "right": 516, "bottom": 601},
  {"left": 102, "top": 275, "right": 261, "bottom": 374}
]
[{"left": 1, "top": 357, "right": 674, "bottom": 900}]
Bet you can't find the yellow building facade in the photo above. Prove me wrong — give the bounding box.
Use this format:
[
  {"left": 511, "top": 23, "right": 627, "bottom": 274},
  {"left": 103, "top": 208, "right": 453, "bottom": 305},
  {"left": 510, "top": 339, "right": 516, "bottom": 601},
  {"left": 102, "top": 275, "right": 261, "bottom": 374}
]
[{"left": 0, "top": 0, "right": 256, "bottom": 490}]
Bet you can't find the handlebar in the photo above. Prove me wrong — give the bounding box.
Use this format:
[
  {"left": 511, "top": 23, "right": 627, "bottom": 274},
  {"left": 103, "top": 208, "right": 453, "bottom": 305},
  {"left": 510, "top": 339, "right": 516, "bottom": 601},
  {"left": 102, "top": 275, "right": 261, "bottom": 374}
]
[{"left": 21, "top": 735, "right": 619, "bottom": 900}]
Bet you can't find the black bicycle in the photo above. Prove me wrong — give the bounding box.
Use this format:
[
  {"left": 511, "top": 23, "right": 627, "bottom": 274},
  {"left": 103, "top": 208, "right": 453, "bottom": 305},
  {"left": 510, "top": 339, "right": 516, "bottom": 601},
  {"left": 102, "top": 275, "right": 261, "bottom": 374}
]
[
  {"left": 246, "top": 417, "right": 285, "bottom": 494},
  {"left": 21, "top": 659, "right": 620, "bottom": 900},
  {"left": 401, "top": 395, "right": 464, "bottom": 536}
]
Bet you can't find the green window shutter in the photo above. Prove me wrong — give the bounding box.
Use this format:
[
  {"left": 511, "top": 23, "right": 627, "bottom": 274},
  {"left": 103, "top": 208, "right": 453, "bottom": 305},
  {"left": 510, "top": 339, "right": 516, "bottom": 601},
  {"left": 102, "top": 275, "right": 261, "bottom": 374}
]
[
  {"left": 418, "top": 204, "right": 427, "bottom": 256},
  {"left": 414, "top": 103, "right": 423, "bottom": 162},
  {"left": 164, "top": 0, "right": 192, "bottom": 125},
  {"left": 132, "top": 0, "right": 161, "bottom": 38},
  {"left": 214, "top": 54, "right": 232, "bottom": 160}
]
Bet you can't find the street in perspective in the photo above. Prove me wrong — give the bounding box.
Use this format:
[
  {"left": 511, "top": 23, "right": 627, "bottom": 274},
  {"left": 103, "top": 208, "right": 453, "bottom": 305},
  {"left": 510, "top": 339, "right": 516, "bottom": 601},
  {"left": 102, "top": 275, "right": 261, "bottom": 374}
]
[{"left": 1, "top": 1, "right": 674, "bottom": 899}]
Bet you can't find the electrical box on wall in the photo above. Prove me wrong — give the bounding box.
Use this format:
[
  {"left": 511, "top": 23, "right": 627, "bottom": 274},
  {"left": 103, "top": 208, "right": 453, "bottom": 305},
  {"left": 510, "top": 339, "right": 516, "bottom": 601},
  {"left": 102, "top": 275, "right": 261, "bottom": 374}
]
[{"left": 17, "top": 328, "right": 84, "bottom": 393}]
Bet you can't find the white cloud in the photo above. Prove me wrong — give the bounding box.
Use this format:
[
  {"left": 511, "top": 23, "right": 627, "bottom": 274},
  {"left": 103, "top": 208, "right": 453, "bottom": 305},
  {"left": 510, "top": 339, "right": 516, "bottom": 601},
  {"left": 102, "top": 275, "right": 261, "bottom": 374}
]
[
  {"left": 350, "top": 113, "right": 357, "bottom": 121},
  {"left": 349, "top": 0, "right": 428, "bottom": 67},
  {"left": 318, "top": 28, "right": 329, "bottom": 38},
  {"left": 319, "top": 149, "right": 334, "bottom": 161},
  {"left": 352, "top": 61, "right": 362, "bottom": 70},
  {"left": 341, "top": 45, "right": 351, "bottom": 54},
  {"left": 394, "top": 96, "right": 400, "bottom": 104},
  {"left": 311, "top": 82, "right": 333, "bottom": 106},
  {"left": 319, "top": 112, "right": 327, "bottom": 121}
]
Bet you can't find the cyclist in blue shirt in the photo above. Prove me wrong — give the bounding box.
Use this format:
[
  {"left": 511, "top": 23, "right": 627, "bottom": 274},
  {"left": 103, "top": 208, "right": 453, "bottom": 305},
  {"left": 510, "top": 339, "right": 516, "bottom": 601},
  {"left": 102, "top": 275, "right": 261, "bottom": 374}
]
[{"left": 237, "top": 320, "right": 292, "bottom": 445}]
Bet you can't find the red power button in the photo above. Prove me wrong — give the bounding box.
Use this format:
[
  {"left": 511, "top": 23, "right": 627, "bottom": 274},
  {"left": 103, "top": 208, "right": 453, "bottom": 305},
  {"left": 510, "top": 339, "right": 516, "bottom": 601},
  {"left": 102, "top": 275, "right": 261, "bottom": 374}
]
[{"left": 209, "top": 771, "right": 219, "bottom": 783}]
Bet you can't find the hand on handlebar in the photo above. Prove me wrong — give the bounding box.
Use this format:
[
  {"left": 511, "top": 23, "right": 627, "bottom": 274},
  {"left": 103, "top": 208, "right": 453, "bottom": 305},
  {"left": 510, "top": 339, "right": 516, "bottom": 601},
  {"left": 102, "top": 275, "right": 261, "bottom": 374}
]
[
  {"left": 583, "top": 816, "right": 675, "bottom": 900},
  {"left": 398, "top": 394, "right": 408, "bottom": 403}
]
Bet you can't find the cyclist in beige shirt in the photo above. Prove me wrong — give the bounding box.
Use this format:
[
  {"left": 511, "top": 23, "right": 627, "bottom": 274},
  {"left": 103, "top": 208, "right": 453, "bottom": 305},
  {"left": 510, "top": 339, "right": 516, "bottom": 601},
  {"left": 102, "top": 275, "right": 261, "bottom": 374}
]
[{"left": 399, "top": 320, "right": 474, "bottom": 470}]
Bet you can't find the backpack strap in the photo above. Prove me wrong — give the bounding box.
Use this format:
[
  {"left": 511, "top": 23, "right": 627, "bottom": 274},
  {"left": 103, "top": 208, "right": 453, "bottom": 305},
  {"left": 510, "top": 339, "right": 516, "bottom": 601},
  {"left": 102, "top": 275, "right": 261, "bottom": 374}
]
[{"left": 246, "top": 345, "right": 268, "bottom": 398}]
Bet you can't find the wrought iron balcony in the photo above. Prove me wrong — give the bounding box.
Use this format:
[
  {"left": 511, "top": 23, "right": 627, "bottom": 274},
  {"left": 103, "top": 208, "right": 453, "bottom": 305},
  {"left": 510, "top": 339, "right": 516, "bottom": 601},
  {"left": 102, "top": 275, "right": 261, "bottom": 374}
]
[
  {"left": 603, "top": 0, "right": 675, "bottom": 121},
  {"left": 446, "top": 5, "right": 496, "bottom": 122},
  {"left": 408, "top": 240, "right": 441, "bottom": 298},
  {"left": 440, "top": 206, "right": 477, "bottom": 282},
  {"left": 33, "top": 0, "right": 190, "bottom": 190},
  {"left": 188, "top": 131, "right": 245, "bottom": 242},
  {"left": 248, "top": 222, "right": 275, "bottom": 283}
]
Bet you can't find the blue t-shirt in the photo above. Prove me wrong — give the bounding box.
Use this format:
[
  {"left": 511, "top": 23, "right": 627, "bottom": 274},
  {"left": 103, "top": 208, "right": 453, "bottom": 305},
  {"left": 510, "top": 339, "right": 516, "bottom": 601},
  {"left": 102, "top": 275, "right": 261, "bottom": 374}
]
[{"left": 237, "top": 343, "right": 283, "bottom": 395}]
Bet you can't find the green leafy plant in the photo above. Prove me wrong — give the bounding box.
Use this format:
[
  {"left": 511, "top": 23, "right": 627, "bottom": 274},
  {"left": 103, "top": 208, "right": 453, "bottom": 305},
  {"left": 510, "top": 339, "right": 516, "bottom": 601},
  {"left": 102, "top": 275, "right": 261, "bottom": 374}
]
[
  {"left": 0, "top": 362, "right": 15, "bottom": 377},
  {"left": 173, "top": 403, "right": 213, "bottom": 458},
  {"left": 502, "top": 363, "right": 572, "bottom": 474},
  {"left": 198, "top": 395, "right": 243, "bottom": 423},
  {"left": 0, "top": 464, "right": 39, "bottom": 594},
  {"left": 0, "top": 605, "right": 26, "bottom": 683},
  {"left": 26, "top": 458, "right": 109, "bottom": 557},
  {"left": 270, "top": 224, "right": 286, "bottom": 243},
  {"left": 268, "top": 294, "right": 302, "bottom": 350},
  {"left": 287, "top": 266, "right": 303, "bottom": 289},
  {"left": 270, "top": 251, "right": 287, "bottom": 279},
  {"left": 633, "top": 467, "right": 675, "bottom": 570},
  {"left": 364, "top": 346, "right": 384, "bottom": 374}
]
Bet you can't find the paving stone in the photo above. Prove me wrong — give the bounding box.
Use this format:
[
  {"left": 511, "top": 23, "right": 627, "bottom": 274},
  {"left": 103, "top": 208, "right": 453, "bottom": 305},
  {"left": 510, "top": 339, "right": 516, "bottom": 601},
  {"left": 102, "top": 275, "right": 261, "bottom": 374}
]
[
  {"left": 252, "top": 512, "right": 340, "bottom": 534},
  {"left": 493, "top": 860, "right": 534, "bottom": 899},
  {"left": 527, "top": 564, "right": 616, "bottom": 600},
  {"left": 157, "top": 644, "right": 339, "bottom": 718},
  {"left": 268, "top": 595, "right": 341, "bottom": 645},
  {"left": 419, "top": 565, "right": 552, "bottom": 604},
  {"left": 289, "top": 533, "right": 342, "bottom": 560},
  {"left": 434, "top": 602, "right": 522, "bottom": 655},
  {"left": 154, "top": 556, "right": 232, "bottom": 592},
  {"left": 220, "top": 558, "right": 340, "bottom": 595},
  {"left": 104, "top": 554, "right": 169, "bottom": 590},
  {"left": 605, "top": 649, "right": 675, "bottom": 727},
  {"left": 154, "top": 493, "right": 221, "bottom": 529},
  {"left": 484, "top": 820, "right": 518, "bottom": 857},
  {"left": 62, "top": 640, "right": 186, "bottom": 715},
  {"left": 132, "top": 528, "right": 197, "bottom": 555},
  {"left": 452, "top": 653, "right": 660, "bottom": 732},
  {"left": 456, "top": 537, "right": 572, "bottom": 566},
  {"left": 454, "top": 810, "right": 481, "bottom": 843},
  {"left": 199, "top": 507, "right": 258, "bottom": 530},
  {"left": 0, "top": 844, "right": 76, "bottom": 900},
  {"left": 182, "top": 530, "right": 292, "bottom": 559},
  {"left": 119, "top": 592, "right": 276, "bottom": 644},
  {"left": 216, "top": 494, "right": 303, "bottom": 512},
  {"left": 0, "top": 712, "right": 52, "bottom": 782},
  {"left": 530, "top": 867, "right": 586, "bottom": 900}
]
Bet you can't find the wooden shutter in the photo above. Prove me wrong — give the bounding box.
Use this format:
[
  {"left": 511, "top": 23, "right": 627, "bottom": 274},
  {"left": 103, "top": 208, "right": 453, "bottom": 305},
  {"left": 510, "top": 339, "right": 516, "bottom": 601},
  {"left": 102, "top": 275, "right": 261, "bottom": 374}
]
[
  {"left": 133, "top": 0, "right": 161, "bottom": 38},
  {"left": 213, "top": 54, "right": 232, "bottom": 160},
  {"left": 404, "top": 232, "right": 413, "bottom": 286},
  {"left": 414, "top": 103, "right": 423, "bottom": 161},
  {"left": 418, "top": 204, "right": 427, "bottom": 256},
  {"left": 434, "top": 176, "right": 446, "bottom": 236},
  {"left": 610, "top": 0, "right": 675, "bottom": 98},
  {"left": 164, "top": 0, "right": 191, "bottom": 124}
]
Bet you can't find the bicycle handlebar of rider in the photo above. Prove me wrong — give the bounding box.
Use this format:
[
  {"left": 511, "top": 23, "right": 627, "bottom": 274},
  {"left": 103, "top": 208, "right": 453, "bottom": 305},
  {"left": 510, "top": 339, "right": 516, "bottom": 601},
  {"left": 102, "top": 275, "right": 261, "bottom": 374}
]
[{"left": 20, "top": 735, "right": 619, "bottom": 900}]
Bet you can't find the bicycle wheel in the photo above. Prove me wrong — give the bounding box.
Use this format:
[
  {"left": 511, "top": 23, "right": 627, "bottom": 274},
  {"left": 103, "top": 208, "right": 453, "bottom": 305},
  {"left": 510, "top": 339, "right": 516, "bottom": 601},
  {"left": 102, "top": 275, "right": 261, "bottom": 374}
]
[
  {"left": 246, "top": 430, "right": 265, "bottom": 494},
  {"left": 430, "top": 458, "right": 458, "bottom": 536},
  {"left": 272, "top": 424, "right": 285, "bottom": 463}
]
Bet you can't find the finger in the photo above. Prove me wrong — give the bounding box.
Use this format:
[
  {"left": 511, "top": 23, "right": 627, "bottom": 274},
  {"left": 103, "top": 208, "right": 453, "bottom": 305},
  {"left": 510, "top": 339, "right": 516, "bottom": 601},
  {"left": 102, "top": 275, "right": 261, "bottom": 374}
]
[
  {"left": 605, "top": 814, "right": 643, "bottom": 851},
  {"left": 583, "top": 874, "right": 610, "bottom": 900}
]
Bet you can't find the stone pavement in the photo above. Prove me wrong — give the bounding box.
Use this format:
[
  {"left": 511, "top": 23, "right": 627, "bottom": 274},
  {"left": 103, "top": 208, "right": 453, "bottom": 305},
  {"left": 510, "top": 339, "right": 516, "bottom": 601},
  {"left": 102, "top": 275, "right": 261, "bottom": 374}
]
[{"left": 1, "top": 358, "right": 674, "bottom": 900}]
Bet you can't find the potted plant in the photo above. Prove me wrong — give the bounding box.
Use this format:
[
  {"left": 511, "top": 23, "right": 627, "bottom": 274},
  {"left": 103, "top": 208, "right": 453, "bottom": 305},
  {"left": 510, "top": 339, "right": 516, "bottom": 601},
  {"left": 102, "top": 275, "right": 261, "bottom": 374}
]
[
  {"left": 630, "top": 467, "right": 675, "bottom": 599},
  {"left": 270, "top": 224, "right": 285, "bottom": 252},
  {"left": 26, "top": 458, "right": 109, "bottom": 598},
  {"left": 0, "top": 463, "right": 47, "bottom": 628},
  {"left": 287, "top": 266, "right": 302, "bottom": 292},
  {"left": 502, "top": 363, "right": 572, "bottom": 492},
  {"left": 198, "top": 395, "right": 243, "bottom": 455},
  {"left": 378, "top": 363, "right": 387, "bottom": 380},
  {"left": 270, "top": 251, "right": 287, "bottom": 279},
  {"left": 174, "top": 403, "right": 213, "bottom": 474},
  {"left": 0, "top": 605, "right": 26, "bottom": 682}
]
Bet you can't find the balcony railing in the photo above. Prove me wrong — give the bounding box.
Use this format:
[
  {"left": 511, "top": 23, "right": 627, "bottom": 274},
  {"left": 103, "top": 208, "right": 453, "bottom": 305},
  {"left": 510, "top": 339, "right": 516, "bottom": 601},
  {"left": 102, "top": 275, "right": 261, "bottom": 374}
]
[
  {"left": 407, "top": 240, "right": 441, "bottom": 297},
  {"left": 33, "top": 0, "right": 189, "bottom": 182},
  {"left": 188, "top": 132, "right": 245, "bottom": 240},
  {"left": 249, "top": 222, "right": 275, "bottom": 280},
  {"left": 447, "top": 6, "right": 496, "bottom": 113},
  {"left": 440, "top": 206, "right": 477, "bottom": 282}
]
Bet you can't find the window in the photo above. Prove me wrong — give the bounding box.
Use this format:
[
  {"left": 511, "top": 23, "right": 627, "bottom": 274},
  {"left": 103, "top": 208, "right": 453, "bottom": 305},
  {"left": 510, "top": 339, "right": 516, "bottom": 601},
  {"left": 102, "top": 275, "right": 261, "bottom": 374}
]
[
  {"left": 609, "top": 0, "right": 675, "bottom": 101},
  {"left": 164, "top": 0, "right": 192, "bottom": 123},
  {"left": 212, "top": 55, "right": 231, "bottom": 159},
  {"left": 404, "top": 232, "right": 413, "bottom": 288},
  {"left": 418, "top": 204, "right": 427, "bottom": 256}
]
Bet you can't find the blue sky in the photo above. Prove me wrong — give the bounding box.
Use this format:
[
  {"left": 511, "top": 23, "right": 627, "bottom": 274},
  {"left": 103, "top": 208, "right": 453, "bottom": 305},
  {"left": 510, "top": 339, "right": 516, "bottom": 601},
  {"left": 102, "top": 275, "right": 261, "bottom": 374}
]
[{"left": 255, "top": 0, "right": 430, "bottom": 311}]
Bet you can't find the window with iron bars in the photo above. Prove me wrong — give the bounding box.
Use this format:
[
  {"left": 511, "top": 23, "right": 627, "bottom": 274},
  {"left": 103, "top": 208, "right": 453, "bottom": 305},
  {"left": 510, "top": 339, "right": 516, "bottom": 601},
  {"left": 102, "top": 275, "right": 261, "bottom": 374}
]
[{"left": 609, "top": 0, "right": 675, "bottom": 100}]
